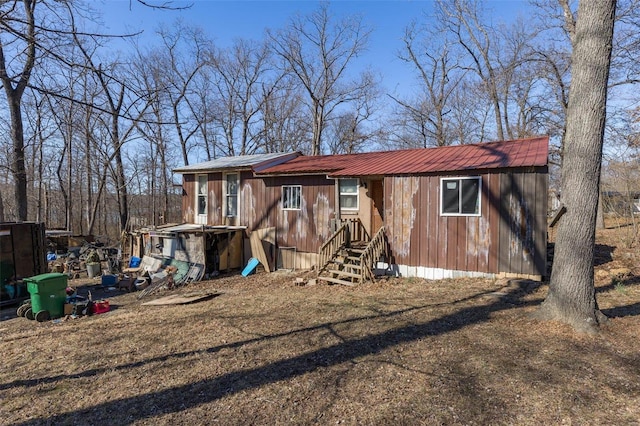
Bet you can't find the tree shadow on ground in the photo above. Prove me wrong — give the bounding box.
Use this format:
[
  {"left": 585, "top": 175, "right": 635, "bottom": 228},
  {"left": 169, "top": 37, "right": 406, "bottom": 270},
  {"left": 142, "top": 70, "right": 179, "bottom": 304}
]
[
  {"left": 594, "top": 244, "right": 615, "bottom": 266},
  {"left": 602, "top": 302, "right": 640, "bottom": 318},
  {"left": 596, "top": 273, "right": 640, "bottom": 295},
  {"left": 12, "top": 280, "right": 545, "bottom": 425}
]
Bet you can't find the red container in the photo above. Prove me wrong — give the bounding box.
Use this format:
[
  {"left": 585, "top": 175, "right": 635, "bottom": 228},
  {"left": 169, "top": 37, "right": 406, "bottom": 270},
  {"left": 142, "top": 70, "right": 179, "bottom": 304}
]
[{"left": 92, "top": 300, "right": 110, "bottom": 314}]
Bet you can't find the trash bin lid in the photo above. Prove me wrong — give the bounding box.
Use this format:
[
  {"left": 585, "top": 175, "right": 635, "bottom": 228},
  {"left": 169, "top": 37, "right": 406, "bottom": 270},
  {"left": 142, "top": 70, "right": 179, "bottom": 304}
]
[{"left": 25, "top": 272, "right": 68, "bottom": 283}]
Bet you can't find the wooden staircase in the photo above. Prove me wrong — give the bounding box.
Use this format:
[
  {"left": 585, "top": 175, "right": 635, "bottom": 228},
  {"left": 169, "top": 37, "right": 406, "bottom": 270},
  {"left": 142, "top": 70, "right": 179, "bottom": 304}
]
[{"left": 317, "top": 219, "right": 388, "bottom": 286}]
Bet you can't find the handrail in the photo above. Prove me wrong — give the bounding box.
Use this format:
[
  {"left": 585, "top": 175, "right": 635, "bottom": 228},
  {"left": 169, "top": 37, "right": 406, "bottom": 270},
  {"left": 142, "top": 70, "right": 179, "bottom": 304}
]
[
  {"left": 359, "top": 226, "right": 387, "bottom": 282},
  {"left": 318, "top": 221, "right": 349, "bottom": 275},
  {"left": 317, "top": 218, "right": 363, "bottom": 275}
]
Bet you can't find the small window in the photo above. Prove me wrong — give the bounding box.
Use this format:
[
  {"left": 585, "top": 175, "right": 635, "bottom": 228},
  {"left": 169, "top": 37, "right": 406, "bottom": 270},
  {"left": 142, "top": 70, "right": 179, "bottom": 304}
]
[
  {"left": 282, "top": 185, "right": 302, "bottom": 210},
  {"left": 441, "top": 177, "right": 481, "bottom": 216},
  {"left": 197, "top": 175, "right": 207, "bottom": 216},
  {"left": 339, "top": 178, "right": 359, "bottom": 210},
  {"left": 225, "top": 173, "right": 238, "bottom": 217}
]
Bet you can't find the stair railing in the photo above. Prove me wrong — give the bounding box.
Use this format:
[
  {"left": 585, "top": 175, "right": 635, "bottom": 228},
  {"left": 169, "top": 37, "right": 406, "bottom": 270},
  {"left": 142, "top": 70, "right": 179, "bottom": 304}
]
[
  {"left": 359, "top": 226, "right": 388, "bottom": 282},
  {"left": 318, "top": 218, "right": 365, "bottom": 275}
]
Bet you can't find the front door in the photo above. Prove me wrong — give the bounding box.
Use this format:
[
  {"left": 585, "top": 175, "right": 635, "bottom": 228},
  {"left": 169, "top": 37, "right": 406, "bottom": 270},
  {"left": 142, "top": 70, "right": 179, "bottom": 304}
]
[{"left": 370, "top": 179, "right": 384, "bottom": 232}]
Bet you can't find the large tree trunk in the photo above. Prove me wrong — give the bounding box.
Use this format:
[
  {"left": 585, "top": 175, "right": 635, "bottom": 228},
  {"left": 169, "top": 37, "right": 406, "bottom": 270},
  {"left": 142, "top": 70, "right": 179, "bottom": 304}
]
[
  {"left": 9, "top": 100, "right": 28, "bottom": 221},
  {"left": 112, "top": 119, "right": 129, "bottom": 233},
  {"left": 535, "top": 0, "right": 616, "bottom": 333},
  {"left": 0, "top": 189, "right": 5, "bottom": 222}
]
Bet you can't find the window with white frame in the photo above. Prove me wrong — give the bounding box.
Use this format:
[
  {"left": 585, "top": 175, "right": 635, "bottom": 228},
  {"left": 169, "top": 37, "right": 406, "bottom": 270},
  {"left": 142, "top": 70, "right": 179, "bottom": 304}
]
[
  {"left": 196, "top": 175, "right": 207, "bottom": 216},
  {"left": 339, "top": 178, "right": 359, "bottom": 210},
  {"left": 225, "top": 173, "right": 238, "bottom": 217},
  {"left": 282, "top": 185, "right": 302, "bottom": 210},
  {"left": 441, "top": 177, "right": 481, "bottom": 216}
]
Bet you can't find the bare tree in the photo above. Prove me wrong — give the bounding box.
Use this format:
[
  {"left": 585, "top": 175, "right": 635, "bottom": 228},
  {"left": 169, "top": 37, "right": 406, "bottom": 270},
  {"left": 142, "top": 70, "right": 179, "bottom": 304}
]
[
  {"left": 0, "top": 0, "right": 37, "bottom": 221},
  {"left": 394, "top": 22, "right": 464, "bottom": 147},
  {"left": 131, "top": 48, "right": 173, "bottom": 226},
  {"left": 269, "top": 3, "right": 372, "bottom": 155},
  {"left": 535, "top": 0, "right": 617, "bottom": 333},
  {"left": 260, "top": 76, "right": 311, "bottom": 154},
  {"left": 156, "top": 21, "right": 209, "bottom": 165},
  {"left": 326, "top": 73, "right": 382, "bottom": 154},
  {"left": 208, "top": 38, "right": 272, "bottom": 156},
  {"left": 436, "top": 0, "right": 507, "bottom": 140}
]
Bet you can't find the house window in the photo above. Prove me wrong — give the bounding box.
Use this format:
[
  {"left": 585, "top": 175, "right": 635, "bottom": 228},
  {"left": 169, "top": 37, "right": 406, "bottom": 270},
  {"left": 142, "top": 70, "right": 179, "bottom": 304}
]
[
  {"left": 225, "top": 173, "right": 238, "bottom": 217},
  {"left": 339, "top": 178, "right": 359, "bottom": 210},
  {"left": 282, "top": 185, "right": 302, "bottom": 210},
  {"left": 441, "top": 177, "right": 481, "bottom": 216},
  {"left": 197, "top": 175, "right": 207, "bottom": 216}
]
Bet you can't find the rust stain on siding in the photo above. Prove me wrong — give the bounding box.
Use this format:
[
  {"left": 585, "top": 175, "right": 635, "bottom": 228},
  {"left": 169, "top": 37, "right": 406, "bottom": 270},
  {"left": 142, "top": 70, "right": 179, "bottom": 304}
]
[
  {"left": 184, "top": 205, "right": 194, "bottom": 223},
  {"left": 313, "top": 193, "right": 333, "bottom": 242},
  {"left": 295, "top": 196, "right": 309, "bottom": 241},
  {"left": 468, "top": 215, "right": 491, "bottom": 261},
  {"left": 278, "top": 196, "right": 309, "bottom": 244},
  {"left": 387, "top": 177, "right": 419, "bottom": 258},
  {"left": 467, "top": 216, "right": 478, "bottom": 257},
  {"left": 508, "top": 195, "right": 533, "bottom": 261},
  {"left": 240, "top": 183, "right": 256, "bottom": 229},
  {"left": 278, "top": 201, "right": 289, "bottom": 240},
  {"left": 478, "top": 216, "right": 490, "bottom": 260},
  {"left": 509, "top": 195, "right": 521, "bottom": 258},
  {"left": 209, "top": 189, "right": 221, "bottom": 224}
]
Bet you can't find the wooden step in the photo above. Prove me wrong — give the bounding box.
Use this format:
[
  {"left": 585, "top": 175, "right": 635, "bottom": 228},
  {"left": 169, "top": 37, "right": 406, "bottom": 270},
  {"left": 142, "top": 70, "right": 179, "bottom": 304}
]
[
  {"left": 335, "top": 252, "right": 362, "bottom": 262},
  {"left": 328, "top": 269, "right": 361, "bottom": 279},
  {"left": 317, "top": 276, "right": 357, "bottom": 286},
  {"left": 327, "top": 259, "right": 363, "bottom": 270},
  {"left": 347, "top": 247, "right": 365, "bottom": 254}
]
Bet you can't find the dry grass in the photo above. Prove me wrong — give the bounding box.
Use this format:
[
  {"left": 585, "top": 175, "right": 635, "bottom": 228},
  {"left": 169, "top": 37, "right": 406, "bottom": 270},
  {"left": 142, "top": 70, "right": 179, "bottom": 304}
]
[{"left": 1, "top": 225, "right": 640, "bottom": 425}]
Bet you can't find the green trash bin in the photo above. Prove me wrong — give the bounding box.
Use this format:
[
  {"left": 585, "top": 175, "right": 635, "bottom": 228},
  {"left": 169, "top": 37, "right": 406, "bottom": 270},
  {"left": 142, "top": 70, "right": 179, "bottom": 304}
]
[{"left": 25, "top": 273, "right": 68, "bottom": 322}]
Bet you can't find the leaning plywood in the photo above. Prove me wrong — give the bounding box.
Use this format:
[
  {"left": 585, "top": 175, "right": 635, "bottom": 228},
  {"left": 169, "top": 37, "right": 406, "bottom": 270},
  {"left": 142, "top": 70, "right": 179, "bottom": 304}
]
[{"left": 250, "top": 227, "right": 276, "bottom": 272}]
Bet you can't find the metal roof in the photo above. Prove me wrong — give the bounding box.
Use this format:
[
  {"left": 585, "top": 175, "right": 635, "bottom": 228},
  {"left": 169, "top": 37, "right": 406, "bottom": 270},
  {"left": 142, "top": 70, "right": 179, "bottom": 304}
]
[
  {"left": 257, "top": 136, "right": 549, "bottom": 177},
  {"left": 173, "top": 152, "right": 300, "bottom": 174}
]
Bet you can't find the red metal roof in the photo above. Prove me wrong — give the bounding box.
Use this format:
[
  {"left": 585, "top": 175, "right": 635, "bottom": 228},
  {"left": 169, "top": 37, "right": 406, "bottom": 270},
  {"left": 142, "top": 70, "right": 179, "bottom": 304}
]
[{"left": 256, "top": 136, "right": 549, "bottom": 176}]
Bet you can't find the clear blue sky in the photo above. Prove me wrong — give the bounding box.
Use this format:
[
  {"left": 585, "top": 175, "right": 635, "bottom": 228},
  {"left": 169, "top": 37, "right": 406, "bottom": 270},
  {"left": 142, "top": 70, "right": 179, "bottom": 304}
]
[{"left": 97, "top": 0, "right": 530, "bottom": 97}]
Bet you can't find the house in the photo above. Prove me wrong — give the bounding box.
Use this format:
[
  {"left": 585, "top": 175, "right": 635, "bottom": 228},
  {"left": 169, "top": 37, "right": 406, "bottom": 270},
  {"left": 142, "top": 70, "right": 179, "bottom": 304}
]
[{"left": 174, "top": 136, "right": 549, "bottom": 282}]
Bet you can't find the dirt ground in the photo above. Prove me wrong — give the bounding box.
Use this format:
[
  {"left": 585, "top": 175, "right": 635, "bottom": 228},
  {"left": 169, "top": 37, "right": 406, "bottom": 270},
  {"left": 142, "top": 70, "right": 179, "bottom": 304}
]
[{"left": 1, "top": 224, "right": 640, "bottom": 425}]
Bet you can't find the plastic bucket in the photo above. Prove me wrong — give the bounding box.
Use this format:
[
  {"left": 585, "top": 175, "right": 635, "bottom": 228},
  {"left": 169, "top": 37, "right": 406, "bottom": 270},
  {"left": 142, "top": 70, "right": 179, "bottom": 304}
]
[{"left": 86, "top": 263, "right": 101, "bottom": 278}]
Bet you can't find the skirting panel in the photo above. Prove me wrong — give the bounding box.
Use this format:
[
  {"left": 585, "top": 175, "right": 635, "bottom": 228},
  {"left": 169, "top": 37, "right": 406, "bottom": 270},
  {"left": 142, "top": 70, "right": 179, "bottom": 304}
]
[{"left": 375, "top": 262, "right": 496, "bottom": 280}]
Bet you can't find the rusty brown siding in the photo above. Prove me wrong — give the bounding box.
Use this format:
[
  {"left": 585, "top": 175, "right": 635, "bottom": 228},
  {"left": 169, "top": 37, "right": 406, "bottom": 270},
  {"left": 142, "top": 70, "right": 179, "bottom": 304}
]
[
  {"left": 182, "top": 174, "right": 195, "bottom": 223},
  {"left": 486, "top": 173, "right": 501, "bottom": 273},
  {"left": 239, "top": 174, "right": 336, "bottom": 254},
  {"left": 385, "top": 168, "right": 547, "bottom": 276},
  {"left": 384, "top": 176, "right": 420, "bottom": 266},
  {"left": 496, "top": 169, "right": 547, "bottom": 276},
  {"left": 208, "top": 173, "right": 223, "bottom": 225}
]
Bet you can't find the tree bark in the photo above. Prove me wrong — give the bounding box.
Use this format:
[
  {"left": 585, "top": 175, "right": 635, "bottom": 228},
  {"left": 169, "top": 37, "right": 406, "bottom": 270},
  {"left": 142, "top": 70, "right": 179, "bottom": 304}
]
[
  {"left": 9, "top": 100, "right": 28, "bottom": 221},
  {"left": 535, "top": 0, "right": 616, "bottom": 333},
  {"left": 0, "top": 189, "right": 4, "bottom": 222}
]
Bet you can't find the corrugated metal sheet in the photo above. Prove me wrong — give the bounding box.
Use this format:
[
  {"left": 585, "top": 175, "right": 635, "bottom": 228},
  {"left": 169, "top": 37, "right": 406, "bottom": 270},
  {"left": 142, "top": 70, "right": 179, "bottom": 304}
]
[
  {"left": 173, "top": 152, "right": 299, "bottom": 174},
  {"left": 257, "top": 137, "right": 548, "bottom": 176},
  {"left": 385, "top": 170, "right": 547, "bottom": 277}
]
